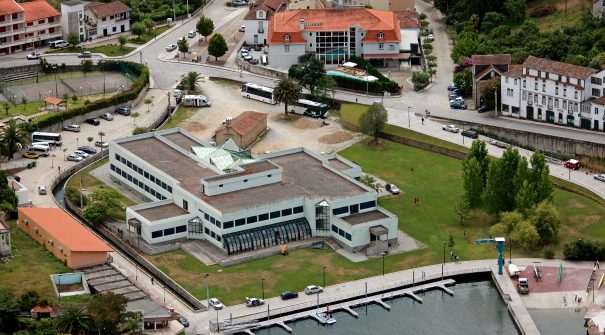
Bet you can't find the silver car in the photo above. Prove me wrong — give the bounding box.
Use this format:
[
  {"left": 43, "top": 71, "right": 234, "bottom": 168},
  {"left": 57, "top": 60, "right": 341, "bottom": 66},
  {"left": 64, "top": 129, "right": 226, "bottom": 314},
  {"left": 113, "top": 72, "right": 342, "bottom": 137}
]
[
  {"left": 66, "top": 153, "right": 83, "bottom": 162},
  {"left": 166, "top": 44, "right": 177, "bottom": 51},
  {"left": 100, "top": 113, "right": 114, "bottom": 121},
  {"left": 594, "top": 174, "right": 605, "bottom": 182},
  {"left": 95, "top": 140, "right": 109, "bottom": 148},
  {"left": 38, "top": 185, "right": 47, "bottom": 195},
  {"left": 442, "top": 124, "right": 459, "bottom": 133},
  {"left": 73, "top": 150, "right": 89, "bottom": 158}
]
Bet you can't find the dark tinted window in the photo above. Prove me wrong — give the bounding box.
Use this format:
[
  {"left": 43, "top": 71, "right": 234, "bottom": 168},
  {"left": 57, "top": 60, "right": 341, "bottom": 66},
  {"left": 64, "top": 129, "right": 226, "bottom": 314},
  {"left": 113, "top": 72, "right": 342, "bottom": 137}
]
[
  {"left": 282, "top": 208, "right": 292, "bottom": 216},
  {"left": 224, "top": 221, "right": 234, "bottom": 229},
  {"left": 164, "top": 228, "right": 175, "bottom": 236},
  {"left": 259, "top": 213, "right": 269, "bottom": 221},
  {"left": 175, "top": 225, "right": 187, "bottom": 233},
  {"left": 247, "top": 216, "right": 257, "bottom": 224},
  {"left": 235, "top": 219, "right": 245, "bottom": 226},
  {"left": 151, "top": 230, "right": 163, "bottom": 238},
  {"left": 293, "top": 206, "right": 303, "bottom": 214}
]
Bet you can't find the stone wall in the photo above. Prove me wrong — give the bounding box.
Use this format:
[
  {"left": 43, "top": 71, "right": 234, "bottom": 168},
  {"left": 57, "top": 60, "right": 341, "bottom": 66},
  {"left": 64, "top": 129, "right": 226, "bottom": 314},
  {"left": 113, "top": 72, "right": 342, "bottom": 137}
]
[{"left": 236, "top": 58, "right": 287, "bottom": 79}]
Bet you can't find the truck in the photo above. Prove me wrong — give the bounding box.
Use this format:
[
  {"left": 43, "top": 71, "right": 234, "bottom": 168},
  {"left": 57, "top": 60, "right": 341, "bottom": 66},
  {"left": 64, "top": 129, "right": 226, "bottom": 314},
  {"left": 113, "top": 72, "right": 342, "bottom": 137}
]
[
  {"left": 508, "top": 263, "right": 520, "bottom": 277},
  {"left": 517, "top": 278, "right": 529, "bottom": 294}
]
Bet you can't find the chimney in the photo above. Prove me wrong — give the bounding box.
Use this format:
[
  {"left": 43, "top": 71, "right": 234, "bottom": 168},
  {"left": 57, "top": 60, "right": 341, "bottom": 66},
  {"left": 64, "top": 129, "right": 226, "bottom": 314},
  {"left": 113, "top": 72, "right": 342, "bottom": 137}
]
[
  {"left": 226, "top": 117, "right": 233, "bottom": 128},
  {"left": 299, "top": 18, "right": 305, "bottom": 31}
]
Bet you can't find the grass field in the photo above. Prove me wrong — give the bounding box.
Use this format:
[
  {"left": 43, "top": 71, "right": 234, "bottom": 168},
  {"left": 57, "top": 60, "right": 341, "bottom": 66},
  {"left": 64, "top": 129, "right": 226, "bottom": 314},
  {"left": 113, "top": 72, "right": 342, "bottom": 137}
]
[
  {"left": 128, "top": 26, "right": 171, "bottom": 44},
  {"left": 147, "top": 138, "right": 605, "bottom": 305},
  {"left": 0, "top": 95, "right": 102, "bottom": 118},
  {"left": 47, "top": 44, "right": 135, "bottom": 57},
  {"left": 161, "top": 106, "right": 197, "bottom": 129},
  {"left": 0, "top": 221, "right": 70, "bottom": 302}
]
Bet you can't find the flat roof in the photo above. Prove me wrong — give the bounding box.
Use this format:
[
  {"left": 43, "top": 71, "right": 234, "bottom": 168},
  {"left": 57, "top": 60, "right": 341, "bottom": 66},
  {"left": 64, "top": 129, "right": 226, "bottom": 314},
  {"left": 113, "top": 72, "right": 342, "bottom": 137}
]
[
  {"left": 18, "top": 208, "right": 113, "bottom": 252},
  {"left": 191, "top": 151, "right": 367, "bottom": 212},
  {"left": 205, "top": 161, "right": 276, "bottom": 182},
  {"left": 342, "top": 210, "right": 388, "bottom": 225},
  {"left": 119, "top": 137, "right": 217, "bottom": 182},
  {"left": 328, "top": 158, "right": 353, "bottom": 172},
  {"left": 162, "top": 132, "right": 203, "bottom": 152},
  {"left": 135, "top": 203, "right": 189, "bottom": 221}
]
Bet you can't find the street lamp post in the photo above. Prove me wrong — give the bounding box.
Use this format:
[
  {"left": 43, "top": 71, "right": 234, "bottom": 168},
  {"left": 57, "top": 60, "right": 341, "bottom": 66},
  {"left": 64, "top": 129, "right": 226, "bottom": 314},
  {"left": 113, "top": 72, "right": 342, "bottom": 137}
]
[
  {"left": 53, "top": 66, "right": 58, "bottom": 98},
  {"left": 51, "top": 154, "right": 55, "bottom": 168},
  {"left": 163, "top": 285, "right": 166, "bottom": 302},
  {"left": 76, "top": 138, "right": 79, "bottom": 149},
  {"left": 509, "top": 238, "right": 512, "bottom": 264},
  {"left": 79, "top": 86, "right": 82, "bottom": 98},
  {"left": 322, "top": 266, "right": 326, "bottom": 288},
  {"left": 381, "top": 252, "right": 386, "bottom": 276},
  {"left": 407, "top": 106, "right": 411, "bottom": 128},
  {"left": 442, "top": 241, "right": 446, "bottom": 280},
  {"left": 204, "top": 273, "right": 210, "bottom": 308},
  {"left": 261, "top": 278, "right": 265, "bottom": 300}
]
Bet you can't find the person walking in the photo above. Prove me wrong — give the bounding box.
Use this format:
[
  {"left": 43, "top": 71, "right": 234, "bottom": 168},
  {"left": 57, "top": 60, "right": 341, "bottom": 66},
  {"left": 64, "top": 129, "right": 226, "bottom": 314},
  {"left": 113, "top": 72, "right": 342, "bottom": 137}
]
[
  {"left": 421, "top": 117, "right": 424, "bottom": 125},
  {"left": 151, "top": 277, "right": 154, "bottom": 285}
]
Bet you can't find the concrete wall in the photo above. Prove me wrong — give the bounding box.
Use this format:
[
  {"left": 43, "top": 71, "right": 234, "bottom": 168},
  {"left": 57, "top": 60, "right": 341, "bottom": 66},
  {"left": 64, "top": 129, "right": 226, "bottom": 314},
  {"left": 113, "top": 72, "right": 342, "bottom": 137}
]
[
  {"left": 235, "top": 58, "right": 288, "bottom": 78},
  {"left": 70, "top": 251, "right": 108, "bottom": 268},
  {"left": 267, "top": 44, "right": 305, "bottom": 69}
]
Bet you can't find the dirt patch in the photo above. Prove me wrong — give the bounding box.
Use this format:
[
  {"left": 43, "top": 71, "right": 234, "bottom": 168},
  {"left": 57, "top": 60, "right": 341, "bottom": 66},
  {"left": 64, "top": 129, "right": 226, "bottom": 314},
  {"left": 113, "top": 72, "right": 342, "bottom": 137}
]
[
  {"left": 293, "top": 117, "right": 322, "bottom": 129},
  {"left": 184, "top": 121, "right": 207, "bottom": 132},
  {"left": 570, "top": 199, "right": 587, "bottom": 208},
  {"left": 319, "top": 131, "right": 353, "bottom": 144},
  {"left": 272, "top": 113, "right": 300, "bottom": 122},
  {"left": 56, "top": 283, "right": 84, "bottom": 293}
]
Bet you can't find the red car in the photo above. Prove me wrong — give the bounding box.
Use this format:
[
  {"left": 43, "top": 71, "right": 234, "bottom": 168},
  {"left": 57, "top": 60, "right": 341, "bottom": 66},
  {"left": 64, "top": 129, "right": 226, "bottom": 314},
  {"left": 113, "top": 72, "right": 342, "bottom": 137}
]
[{"left": 563, "top": 159, "right": 580, "bottom": 170}]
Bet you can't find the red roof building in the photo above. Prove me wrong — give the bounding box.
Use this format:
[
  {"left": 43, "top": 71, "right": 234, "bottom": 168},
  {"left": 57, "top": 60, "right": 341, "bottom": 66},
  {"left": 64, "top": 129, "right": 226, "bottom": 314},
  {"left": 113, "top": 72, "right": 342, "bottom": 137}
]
[
  {"left": 84, "top": 1, "right": 131, "bottom": 39},
  {"left": 215, "top": 111, "right": 268, "bottom": 149},
  {"left": 17, "top": 208, "right": 113, "bottom": 268},
  {"left": 0, "top": 0, "right": 61, "bottom": 55}
]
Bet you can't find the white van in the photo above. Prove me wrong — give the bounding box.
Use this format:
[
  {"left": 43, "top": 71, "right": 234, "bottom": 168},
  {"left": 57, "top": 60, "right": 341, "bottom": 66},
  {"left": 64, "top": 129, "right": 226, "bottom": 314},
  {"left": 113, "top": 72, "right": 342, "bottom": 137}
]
[
  {"left": 508, "top": 264, "right": 520, "bottom": 277},
  {"left": 260, "top": 54, "right": 268, "bottom": 66},
  {"left": 49, "top": 40, "right": 68, "bottom": 48},
  {"left": 31, "top": 141, "right": 51, "bottom": 149},
  {"left": 182, "top": 95, "right": 211, "bottom": 107},
  {"left": 27, "top": 144, "right": 50, "bottom": 156}
]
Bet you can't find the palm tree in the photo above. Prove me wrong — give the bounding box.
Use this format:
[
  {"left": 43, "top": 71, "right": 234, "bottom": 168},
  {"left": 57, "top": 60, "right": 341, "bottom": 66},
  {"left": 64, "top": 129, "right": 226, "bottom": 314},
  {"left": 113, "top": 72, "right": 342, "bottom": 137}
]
[
  {"left": 0, "top": 120, "right": 29, "bottom": 160},
  {"left": 98, "top": 131, "right": 105, "bottom": 142},
  {"left": 87, "top": 136, "right": 93, "bottom": 146},
  {"left": 56, "top": 304, "right": 91, "bottom": 335},
  {"left": 183, "top": 71, "right": 203, "bottom": 91},
  {"left": 273, "top": 77, "right": 301, "bottom": 115}
]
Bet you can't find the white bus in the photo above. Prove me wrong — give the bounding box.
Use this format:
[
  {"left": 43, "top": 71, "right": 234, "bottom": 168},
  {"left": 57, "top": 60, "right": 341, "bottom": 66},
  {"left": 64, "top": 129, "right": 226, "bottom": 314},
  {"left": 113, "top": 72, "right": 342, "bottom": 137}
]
[
  {"left": 32, "top": 132, "right": 63, "bottom": 146},
  {"left": 241, "top": 83, "right": 276, "bottom": 104},
  {"left": 291, "top": 99, "right": 330, "bottom": 118},
  {"left": 27, "top": 144, "right": 50, "bottom": 156}
]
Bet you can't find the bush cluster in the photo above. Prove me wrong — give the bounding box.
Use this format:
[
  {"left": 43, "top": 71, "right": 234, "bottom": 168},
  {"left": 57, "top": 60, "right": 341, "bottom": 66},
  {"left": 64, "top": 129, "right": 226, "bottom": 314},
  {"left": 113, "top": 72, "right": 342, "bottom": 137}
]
[{"left": 563, "top": 239, "right": 605, "bottom": 261}]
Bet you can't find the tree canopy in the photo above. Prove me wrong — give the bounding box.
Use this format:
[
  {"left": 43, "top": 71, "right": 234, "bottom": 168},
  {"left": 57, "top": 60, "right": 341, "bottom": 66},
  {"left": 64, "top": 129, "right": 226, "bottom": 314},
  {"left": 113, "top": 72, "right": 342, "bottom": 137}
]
[
  {"left": 298, "top": 57, "right": 325, "bottom": 96},
  {"left": 196, "top": 16, "right": 215, "bottom": 41},
  {"left": 208, "top": 33, "right": 228, "bottom": 61},
  {"left": 273, "top": 77, "right": 301, "bottom": 115},
  {"left": 360, "top": 103, "right": 388, "bottom": 143}
]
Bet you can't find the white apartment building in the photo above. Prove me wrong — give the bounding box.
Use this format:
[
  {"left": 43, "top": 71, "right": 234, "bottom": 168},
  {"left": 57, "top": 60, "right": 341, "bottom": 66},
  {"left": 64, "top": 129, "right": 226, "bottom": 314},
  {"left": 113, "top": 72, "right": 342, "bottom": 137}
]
[
  {"left": 243, "top": 0, "right": 286, "bottom": 46},
  {"left": 60, "top": 0, "right": 85, "bottom": 42},
  {"left": 501, "top": 56, "right": 605, "bottom": 131},
  {"left": 84, "top": 1, "right": 130, "bottom": 39},
  {"left": 268, "top": 8, "right": 402, "bottom": 68},
  {"left": 110, "top": 128, "right": 398, "bottom": 256},
  {"left": 0, "top": 0, "right": 61, "bottom": 55}
]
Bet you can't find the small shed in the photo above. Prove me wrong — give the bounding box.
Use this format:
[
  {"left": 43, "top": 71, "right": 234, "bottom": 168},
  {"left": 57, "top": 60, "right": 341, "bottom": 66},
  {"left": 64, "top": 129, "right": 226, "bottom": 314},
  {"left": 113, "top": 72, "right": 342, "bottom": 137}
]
[
  {"left": 31, "top": 306, "right": 53, "bottom": 320},
  {"left": 215, "top": 111, "right": 267, "bottom": 149},
  {"left": 44, "top": 96, "right": 64, "bottom": 112}
]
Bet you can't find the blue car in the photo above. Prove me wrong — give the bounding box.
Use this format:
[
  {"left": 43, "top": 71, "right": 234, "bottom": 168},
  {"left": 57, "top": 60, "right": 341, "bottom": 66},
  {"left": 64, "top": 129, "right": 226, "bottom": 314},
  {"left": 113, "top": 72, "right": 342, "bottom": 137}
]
[{"left": 178, "top": 315, "right": 189, "bottom": 327}]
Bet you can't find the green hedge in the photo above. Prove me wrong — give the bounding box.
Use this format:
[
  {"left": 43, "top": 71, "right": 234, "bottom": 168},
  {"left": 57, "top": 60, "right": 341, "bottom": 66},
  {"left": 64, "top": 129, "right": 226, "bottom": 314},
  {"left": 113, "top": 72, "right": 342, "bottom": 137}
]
[{"left": 22, "top": 61, "right": 149, "bottom": 133}]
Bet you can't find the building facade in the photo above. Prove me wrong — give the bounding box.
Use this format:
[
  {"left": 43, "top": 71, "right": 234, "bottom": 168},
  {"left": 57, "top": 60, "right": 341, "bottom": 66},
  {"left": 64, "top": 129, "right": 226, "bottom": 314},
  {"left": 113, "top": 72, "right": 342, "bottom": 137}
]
[
  {"left": 332, "top": 0, "right": 414, "bottom": 11},
  {"left": 243, "top": 0, "right": 286, "bottom": 46},
  {"left": 501, "top": 56, "right": 605, "bottom": 130},
  {"left": 17, "top": 208, "right": 113, "bottom": 268},
  {"left": 215, "top": 111, "right": 268, "bottom": 149},
  {"left": 84, "top": 1, "right": 130, "bottom": 40},
  {"left": 0, "top": 0, "right": 61, "bottom": 55},
  {"left": 60, "top": 0, "right": 85, "bottom": 42},
  {"left": 109, "top": 128, "right": 398, "bottom": 256},
  {"left": 472, "top": 54, "right": 511, "bottom": 107},
  {"left": 396, "top": 10, "right": 420, "bottom": 65},
  {"left": 268, "top": 8, "right": 401, "bottom": 68}
]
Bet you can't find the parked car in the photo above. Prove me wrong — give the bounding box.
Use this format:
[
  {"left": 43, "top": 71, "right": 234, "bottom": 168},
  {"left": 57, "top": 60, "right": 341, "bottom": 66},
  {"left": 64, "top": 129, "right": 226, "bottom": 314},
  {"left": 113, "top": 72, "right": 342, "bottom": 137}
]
[
  {"left": 450, "top": 101, "right": 466, "bottom": 109},
  {"left": 245, "top": 297, "right": 264, "bottom": 307},
  {"left": 427, "top": 34, "right": 434, "bottom": 41},
  {"left": 115, "top": 107, "right": 131, "bottom": 116},
  {"left": 280, "top": 291, "right": 299, "bottom": 300},
  {"left": 564, "top": 159, "right": 581, "bottom": 170},
  {"left": 594, "top": 174, "right": 605, "bottom": 182},
  {"left": 77, "top": 146, "right": 97, "bottom": 155},
  {"left": 100, "top": 113, "right": 114, "bottom": 121},
  {"left": 166, "top": 44, "right": 177, "bottom": 51},
  {"left": 49, "top": 40, "right": 68, "bottom": 48},
  {"left": 8, "top": 175, "right": 20, "bottom": 182},
  {"left": 442, "top": 124, "right": 459, "bottom": 133},
  {"left": 208, "top": 298, "right": 224, "bottom": 310},
  {"left": 303, "top": 109, "right": 328, "bottom": 119},
  {"left": 63, "top": 124, "right": 81, "bottom": 132},
  {"left": 22, "top": 151, "right": 40, "bottom": 159},
  {"left": 66, "top": 153, "right": 83, "bottom": 162},
  {"left": 85, "top": 118, "right": 100, "bottom": 126},
  {"left": 95, "top": 140, "right": 109, "bottom": 148},
  {"left": 386, "top": 183, "right": 400, "bottom": 194},
  {"left": 477, "top": 105, "right": 488, "bottom": 113},
  {"left": 38, "top": 185, "right": 47, "bottom": 195},
  {"left": 187, "top": 31, "right": 197, "bottom": 38},
  {"left": 233, "top": 0, "right": 246, "bottom": 6},
  {"left": 26, "top": 51, "right": 41, "bottom": 60},
  {"left": 73, "top": 150, "right": 90, "bottom": 158},
  {"left": 489, "top": 140, "right": 511, "bottom": 149},
  {"left": 239, "top": 25, "right": 246, "bottom": 32},
  {"left": 447, "top": 84, "right": 458, "bottom": 92},
  {"left": 177, "top": 315, "right": 189, "bottom": 327},
  {"left": 461, "top": 130, "right": 479, "bottom": 139},
  {"left": 173, "top": 89, "right": 183, "bottom": 99},
  {"left": 304, "top": 285, "right": 324, "bottom": 295},
  {"left": 249, "top": 58, "right": 259, "bottom": 65},
  {"left": 243, "top": 54, "right": 253, "bottom": 62},
  {"left": 78, "top": 51, "right": 92, "bottom": 58}
]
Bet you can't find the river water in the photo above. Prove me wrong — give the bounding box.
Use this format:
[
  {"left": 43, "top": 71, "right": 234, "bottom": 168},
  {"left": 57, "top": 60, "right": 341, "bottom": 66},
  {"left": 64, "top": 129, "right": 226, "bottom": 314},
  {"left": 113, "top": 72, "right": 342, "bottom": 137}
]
[{"left": 255, "top": 280, "right": 519, "bottom": 335}]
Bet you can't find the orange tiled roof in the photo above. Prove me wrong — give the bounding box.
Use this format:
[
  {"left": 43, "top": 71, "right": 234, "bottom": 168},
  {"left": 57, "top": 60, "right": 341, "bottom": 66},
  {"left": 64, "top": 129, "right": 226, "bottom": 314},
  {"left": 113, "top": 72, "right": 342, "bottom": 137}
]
[
  {"left": 85, "top": 1, "right": 130, "bottom": 18},
  {"left": 19, "top": 208, "right": 113, "bottom": 252},
  {"left": 396, "top": 10, "right": 420, "bottom": 29},
  {"left": 268, "top": 8, "right": 400, "bottom": 44},
  {"left": 502, "top": 64, "right": 523, "bottom": 78},
  {"left": 45, "top": 96, "right": 62, "bottom": 105},
  {"left": 244, "top": 0, "right": 286, "bottom": 21},
  {"left": 0, "top": 0, "right": 24, "bottom": 16},
  {"left": 31, "top": 306, "right": 53, "bottom": 313},
  {"left": 523, "top": 55, "right": 598, "bottom": 79},
  {"left": 215, "top": 111, "right": 267, "bottom": 136},
  {"left": 593, "top": 95, "right": 605, "bottom": 106},
  {"left": 21, "top": 0, "right": 60, "bottom": 22}
]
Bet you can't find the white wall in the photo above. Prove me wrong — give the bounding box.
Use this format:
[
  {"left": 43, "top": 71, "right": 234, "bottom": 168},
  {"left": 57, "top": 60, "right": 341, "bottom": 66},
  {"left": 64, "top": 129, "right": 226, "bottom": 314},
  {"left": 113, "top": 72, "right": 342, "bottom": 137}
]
[
  {"left": 268, "top": 43, "right": 305, "bottom": 68},
  {"left": 244, "top": 19, "right": 268, "bottom": 45},
  {"left": 399, "top": 28, "right": 419, "bottom": 51},
  {"left": 361, "top": 41, "right": 398, "bottom": 54}
]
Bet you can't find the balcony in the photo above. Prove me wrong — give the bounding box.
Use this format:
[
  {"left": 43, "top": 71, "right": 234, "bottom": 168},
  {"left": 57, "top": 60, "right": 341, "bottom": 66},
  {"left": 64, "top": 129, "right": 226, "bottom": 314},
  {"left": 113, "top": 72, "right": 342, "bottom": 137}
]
[{"left": 115, "top": 16, "right": 129, "bottom": 21}]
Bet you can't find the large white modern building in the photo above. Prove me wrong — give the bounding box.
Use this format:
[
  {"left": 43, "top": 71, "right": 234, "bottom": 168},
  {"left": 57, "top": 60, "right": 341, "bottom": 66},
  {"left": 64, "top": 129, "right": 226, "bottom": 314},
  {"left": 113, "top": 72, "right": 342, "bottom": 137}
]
[
  {"left": 109, "top": 128, "right": 398, "bottom": 256},
  {"left": 267, "top": 8, "right": 402, "bottom": 68},
  {"left": 500, "top": 56, "right": 605, "bottom": 131}
]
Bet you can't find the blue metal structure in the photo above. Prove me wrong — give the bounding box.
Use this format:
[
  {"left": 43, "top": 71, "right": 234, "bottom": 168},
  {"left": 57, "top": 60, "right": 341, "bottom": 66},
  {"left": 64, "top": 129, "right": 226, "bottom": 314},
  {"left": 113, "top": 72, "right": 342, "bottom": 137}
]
[{"left": 476, "top": 237, "right": 506, "bottom": 275}]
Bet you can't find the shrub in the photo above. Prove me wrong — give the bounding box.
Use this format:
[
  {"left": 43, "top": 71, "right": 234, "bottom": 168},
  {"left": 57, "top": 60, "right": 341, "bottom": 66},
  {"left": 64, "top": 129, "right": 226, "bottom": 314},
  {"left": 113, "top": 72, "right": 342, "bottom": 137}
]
[
  {"left": 563, "top": 239, "right": 605, "bottom": 261},
  {"left": 64, "top": 187, "right": 87, "bottom": 205},
  {"left": 84, "top": 99, "right": 91, "bottom": 105},
  {"left": 411, "top": 71, "right": 430, "bottom": 90},
  {"left": 543, "top": 247, "right": 554, "bottom": 259},
  {"left": 529, "top": 4, "right": 556, "bottom": 17}
]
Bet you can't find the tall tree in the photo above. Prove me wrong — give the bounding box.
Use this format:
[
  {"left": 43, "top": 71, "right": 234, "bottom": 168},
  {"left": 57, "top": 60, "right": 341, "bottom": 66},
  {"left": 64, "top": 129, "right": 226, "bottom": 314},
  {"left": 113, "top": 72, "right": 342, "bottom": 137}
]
[
  {"left": 515, "top": 179, "right": 537, "bottom": 215},
  {"left": 530, "top": 151, "right": 553, "bottom": 204},
  {"left": 196, "top": 16, "right": 215, "bottom": 42},
  {"left": 56, "top": 304, "right": 91, "bottom": 335},
  {"left": 81, "top": 60, "right": 92, "bottom": 78},
  {"left": 466, "top": 139, "right": 489, "bottom": 185},
  {"left": 208, "top": 33, "right": 228, "bottom": 61},
  {"left": 462, "top": 157, "right": 483, "bottom": 208},
  {"left": 131, "top": 22, "right": 146, "bottom": 39},
  {"left": 453, "top": 196, "right": 471, "bottom": 225},
  {"left": 0, "top": 288, "right": 20, "bottom": 334},
  {"left": 299, "top": 57, "right": 325, "bottom": 96},
  {"left": 360, "top": 103, "right": 388, "bottom": 143},
  {"left": 273, "top": 77, "right": 301, "bottom": 115},
  {"left": 0, "top": 119, "right": 29, "bottom": 160},
  {"left": 118, "top": 35, "right": 128, "bottom": 55},
  {"left": 183, "top": 71, "right": 203, "bottom": 91},
  {"left": 88, "top": 293, "right": 128, "bottom": 335},
  {"left": 512, "top": 220, "right": 539, "bottom": 249},
  {"left": 177, "top": 36, "right": 189, "bottom": 59},
  {"left": 530, "top": 201, "right": 561, "bottom": 245},
  {"left": 503, "top": 0, "right": 527, "bottom": 20},
  {"left": 453, "top": 67, "right": 473, "bottom": 93},
  {"left": 314, "top": 75, "right": 337, "bottom": 103}
]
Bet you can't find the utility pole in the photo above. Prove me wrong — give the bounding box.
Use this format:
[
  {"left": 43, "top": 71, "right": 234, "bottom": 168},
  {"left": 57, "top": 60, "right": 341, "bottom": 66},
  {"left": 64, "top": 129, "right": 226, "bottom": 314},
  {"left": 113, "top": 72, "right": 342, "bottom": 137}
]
[
  {"left": 79, "top": 177, "right": 83, "bottom": 208},
  {"left": 205, "top": 274, "right": 210, "bottom": 308},
  {"left": 494, "top": 90, "right": 498, "bottom": 117}
]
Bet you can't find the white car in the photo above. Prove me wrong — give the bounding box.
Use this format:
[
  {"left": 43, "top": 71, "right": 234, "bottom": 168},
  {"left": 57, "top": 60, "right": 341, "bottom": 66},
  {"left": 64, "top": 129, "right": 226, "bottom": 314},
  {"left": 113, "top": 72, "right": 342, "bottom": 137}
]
[
  {"left": 208, "top": 298, "right": 223, "bottom": 310},
  {"left": 100, "top": 113, "right": 114, "bottom": 121},
  {"left": 304, "top": 285, "right": 323, "bottom": 295},
  {"left": 187, "top": 31, "right": 197, "bottom": 38},
  {"left": 243, "top": 54, "right": 253, "bottom": 62},
  {"left": 239, "top": 25, "right": 246, "bottom": 32},
  {"left": 387, "top": 184, "right": 400, "bottom": 194},
  {"left": 427, "top": 34, "right": 434, "bottom": 41},
  {"left": 73, "top": 150, "right": 90, "bottom": 158},
  {"left": 95, "top": 140, "right": 109, "bottom": 148},
  {"left": 63, "top": 124, "right": 81, "bottom": 132},
  {"left": 442, "top": 124, "right": 459, "bottom": 133},
  {"left": 66, "top": 153, "right": 83, "bottom": 162},
  {"left": 27, "top": 51, "right": 41, "bottom": 60},
  {"left": 166, "top": 44, "right": 177, "bottom": 51},
  {"left": 38, "top": 185, "right": 47, "bottom": 195},
  {"left": 489, "top": 140, "right": 511, "bottom": 148},
  {"left": 245, "top": 297, "right": 264, "bottom": 307},
  {"left": 594, "top": 174, "right": 605, "bottom": 182}
]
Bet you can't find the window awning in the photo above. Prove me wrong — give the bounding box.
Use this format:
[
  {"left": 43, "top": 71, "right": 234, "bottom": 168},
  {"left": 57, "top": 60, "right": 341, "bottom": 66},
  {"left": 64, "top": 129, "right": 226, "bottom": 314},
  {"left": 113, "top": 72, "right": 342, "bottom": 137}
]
[
  {"left": 127, "top": 218, "right": 141, "bottom": 228},
  {"left": 369, "top": 225, "right": 388, "bottom": 236}
]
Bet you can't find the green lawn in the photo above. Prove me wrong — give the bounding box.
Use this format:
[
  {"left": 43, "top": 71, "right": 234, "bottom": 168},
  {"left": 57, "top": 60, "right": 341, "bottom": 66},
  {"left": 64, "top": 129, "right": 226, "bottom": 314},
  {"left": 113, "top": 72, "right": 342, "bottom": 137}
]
[
  {"left": 0, "top": 221, "right": 70, "bottom": 302},
  {"left": 1, "top": 95, "right": 99, "bottom": 118},
  {"left": 128, "top": 26, "right": 171, "bottom": 44},
  {"left": 47, "top": 45, "right": 135, "bottom": 57},
  {"left": 147, "top": 139, "right": 605, "bottom": 305},
  {"left": 161, "top": 106, "right": 197, "bottom": 129}
]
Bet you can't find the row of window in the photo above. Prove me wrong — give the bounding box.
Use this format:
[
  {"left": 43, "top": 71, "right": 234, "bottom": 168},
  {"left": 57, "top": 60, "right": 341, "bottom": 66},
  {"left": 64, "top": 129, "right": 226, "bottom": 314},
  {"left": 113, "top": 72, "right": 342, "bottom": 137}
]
[
  {"left": 201, "top": 211, "right": 222, "bottom": 229},
  {"left": 523, "top": 92, "right": 580, "bottom": 113},
  {"left": 332, "top": 225, "right": 352, "bottom": 241},
  {"left": 111, "top": 164, "right": 166, "bottom": 201},
  {"left": 151, "top": 225, "right": 186, "bottom": 239},
  {"left": 204, "top": 227, "right": 222, "bottom": 243},
  {"left": 223, "top": 206, "right": 304, "bottom": 229},
  {"left": 332, "top": 200, "right": 377, "bottom": 216},
  {"left": 115, "top": 153, "right": 173, "bottom": 193}
]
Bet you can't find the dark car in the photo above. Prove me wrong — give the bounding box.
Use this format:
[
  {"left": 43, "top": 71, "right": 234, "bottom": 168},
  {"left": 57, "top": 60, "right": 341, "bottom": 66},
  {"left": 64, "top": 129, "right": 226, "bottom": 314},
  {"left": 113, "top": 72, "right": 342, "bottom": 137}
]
[
  {"left": 115, "top": 107, "right": 131, "bottom": 116},
  {"left": 249, "top": 58, "right": 259, "bottom": 65},
  {"left": 447, "top": 84, "right": 458, "bottom": 92},
  {"left": 450, "top": 102, "right": 466, "bottom": 110},
  {"left": 477, "top": 105, "right": 488, "bottom": 113},
  {"left": 8, "top": 175, "right": 21, "bottom": 182},
  {"left": 461, "top": 130, "right": 479, "bottom": 139},
  {"left": 280, "top": 291, "right": 299, "bottom": 300},
  {"left": 85, "top": 118, "right": 100, "bottom": 126},
  {"left": 177, "top": 315, "right": 189, "bottom": 327},
  {"left": 77, "top": 146, "right": 97, "bottom": 155},
  {"left": 304, "top": 108, "right": 329, "bottom": 119}
]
